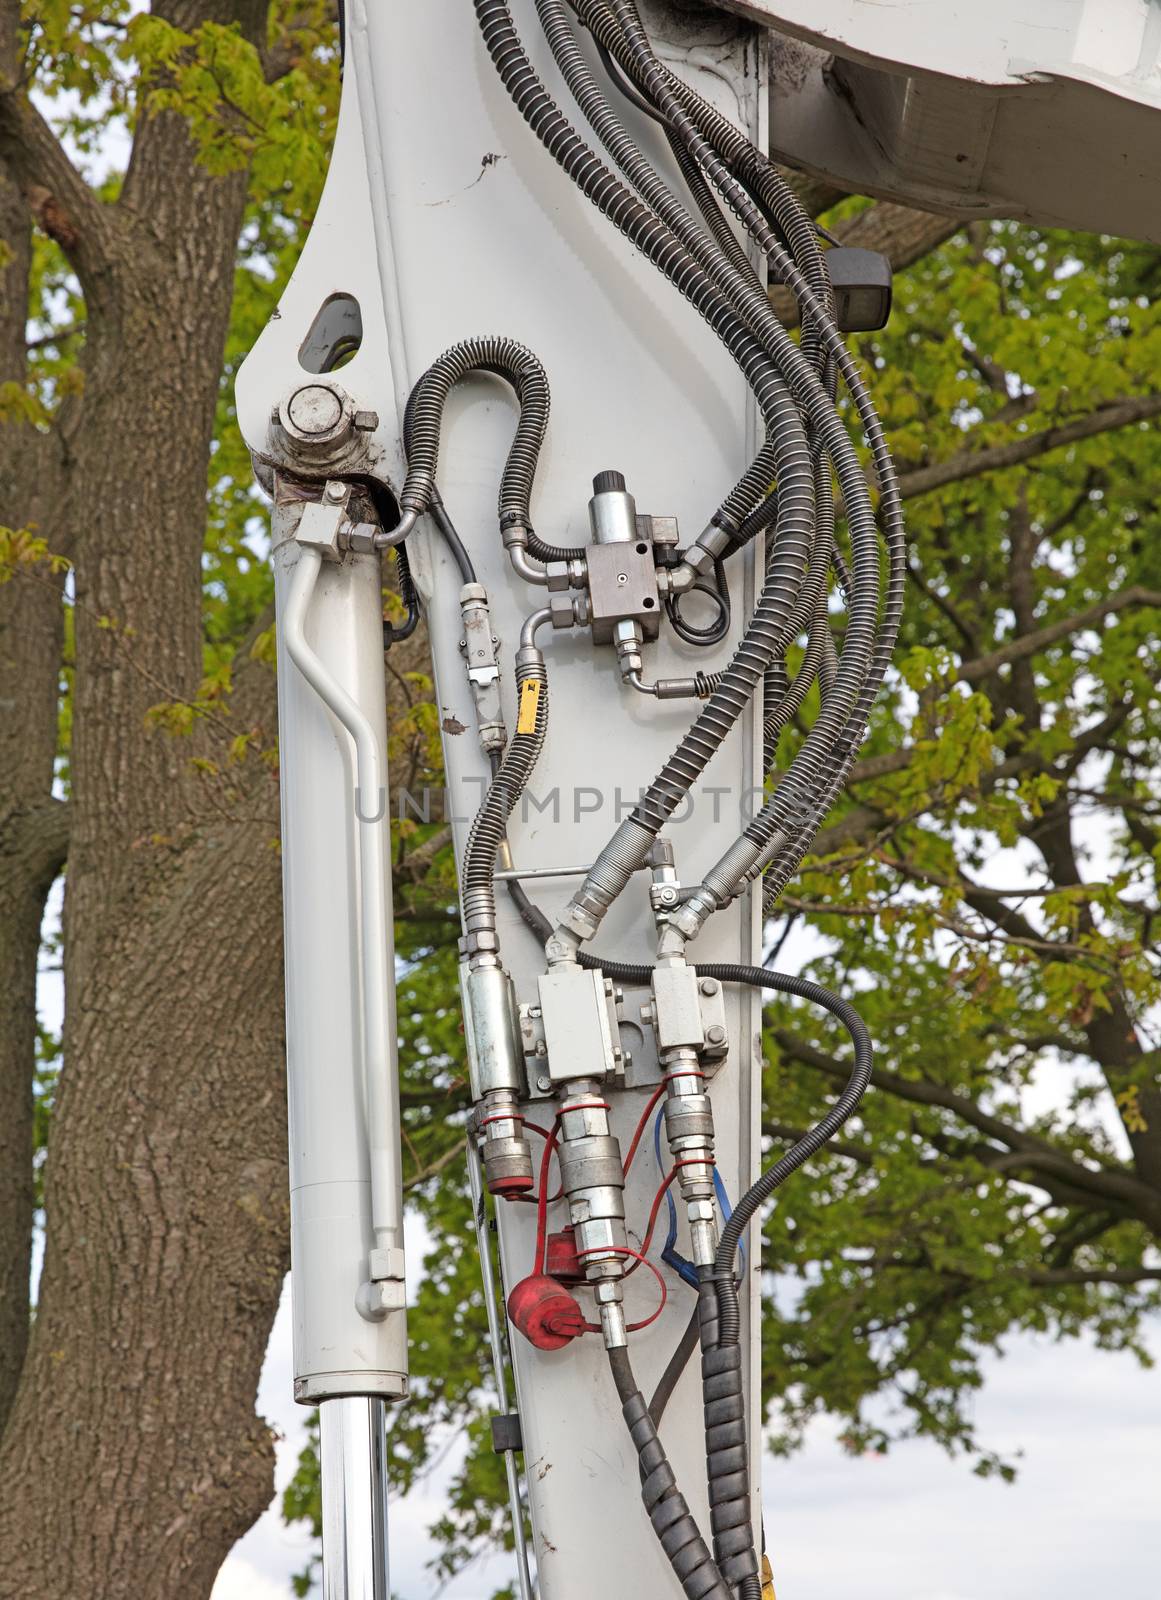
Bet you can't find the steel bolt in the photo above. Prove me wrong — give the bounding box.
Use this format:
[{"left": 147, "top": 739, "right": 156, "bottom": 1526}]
[
  {"left": 536, "top": 1073, "right": 551, "bottom": 1093},
  {"left": 287, "top": 384, "right": 344, "bottom": 437},
  {"left": 700, "top": 978, "right": 719, "bottom": 996},
  {"left": 706, "top": 1024, "right": 727, "bottom": 1046}
]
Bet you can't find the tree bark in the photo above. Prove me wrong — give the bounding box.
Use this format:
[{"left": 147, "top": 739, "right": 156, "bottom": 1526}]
[
  {"left": 0, "top": 4, "right": 295, "bottom": 1593},
  {"left": 0, "top": 3, "right": 67, "bottom": 1435}
]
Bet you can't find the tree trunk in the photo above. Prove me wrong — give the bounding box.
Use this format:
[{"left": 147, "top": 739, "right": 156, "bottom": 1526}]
[{"left": 0, "top": 5, "right": 295, "bottom": 1591}]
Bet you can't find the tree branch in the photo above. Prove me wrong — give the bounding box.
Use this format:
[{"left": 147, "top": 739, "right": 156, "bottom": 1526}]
[
  {"left": 772, "top": 1027, "right": 1160, "bottom": 1224},
  {"left": 1024, "top": 1267, "right": 1161, "bottom": 1288},
  {"left": 897, "top": 392, "right": 1161, "bottom": 502},
  {"left": 957, "top": 587, "right": 1161, "bottom": 686},
  {"left": 0, "top": 37, "right": 114, "bottom": 289},
  {"left": 0, "top": 798, "right": 69, "bottom": 898}
]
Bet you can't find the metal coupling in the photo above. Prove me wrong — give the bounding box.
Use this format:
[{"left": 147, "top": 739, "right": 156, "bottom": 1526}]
[
  {"left": 661, "top": 1060, "right": 719, "bottom": 1268},
  {"left": 557, "top": 817, "right": 656, "bottom": 945},
  {"left": 458, "top": 584, "right": 506, "bottom": 756},
  {"left": 473, "top": 1088, "right": 534, "bottom": 1199},
  {"left": 460, "top": 962, "right": 524, "bottom": 1098},
  {"left": 627, "top": 672, "right": 703, "bottom": 699},
  {"left": 555, "top": 1081, "right": 628, "bottom": 1290},
  {"left": 685, "top": 519, "right": 732, "bottom": 577}
]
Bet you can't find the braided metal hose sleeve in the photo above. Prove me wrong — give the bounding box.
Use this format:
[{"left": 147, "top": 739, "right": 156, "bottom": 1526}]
[
  {"left": 532, "top": 0, "right": 817, "bottom": 539},
  {"left": 607, "top": 1346, "right": 734, "bottom": 1600},
  {"left": 399, "top": 335, "right": 588, "bottom": 562},
  {"left": 548, "top": 0, "right": 852, "bottom": 575},
  {"left": 742, "top": 520, "right": 904, "bottom": 906},
  {"left": 666, "top": 125, "right": 761, "bottom": 292},
  {"left": 591, "top": 0, "right": 903, "bottom": 568},
  {"left": 628, "top": 452, "right": 874, "bottom": 841},
  {"left": 473, "top": 0, "right": 820, "bottom": 536},
  {"left": 480, "top": 0, "right": 892, "bottom": 888},
  {"left": 575, "top": 1, "right": 832, "bottom": 368},
  {"left": 461, "top": 653, "right": 549, "bottom": 940}
]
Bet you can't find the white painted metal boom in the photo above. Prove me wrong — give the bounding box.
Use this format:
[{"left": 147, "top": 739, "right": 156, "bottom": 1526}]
[{"left": 235, "top": 1, "right": 1152, "bottom": 1596}]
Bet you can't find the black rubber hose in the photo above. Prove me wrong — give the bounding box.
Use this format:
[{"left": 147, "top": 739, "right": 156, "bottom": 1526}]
[
  {"left": 579, "top": 1, "right": 832, "bottom": 370},
  {"left": 713, "top": 974, "right": 872, "bottom": 1344},
  {"left": 384, "top": 542, "right": 421, "bottom": 645},
  {"left": 481, "top": 0, "right": 887, "bottom": 859},
  {"left": 485, "top": 0, "right": 891, "bottom": 902},
  {"left": 428, "top": 494, "right": 477, "bottom": 587},
  {"left": 666, "top": 558, "right": 730, "bottom": 647},
  {"left": 649, "top": 1303, "right": 701, "bottom": 1428},
  {"left": 607, "top": 1345, "right": 733, "bottom": 1600},
  {"left": 538, "top": 0, "right": 846, "bottom": 560},
  {"left": 588, "top": 1, "right": 900, "bottom": 853}
]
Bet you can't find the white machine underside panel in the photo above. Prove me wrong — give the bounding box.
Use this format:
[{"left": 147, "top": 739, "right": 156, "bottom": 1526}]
[{"left": 721, "top": 0, "right": 1161, "bottom": 240}]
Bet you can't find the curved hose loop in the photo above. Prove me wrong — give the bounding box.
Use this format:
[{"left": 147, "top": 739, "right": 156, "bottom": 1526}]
[
  {"left": 665, "top": 558, "right": 730, "bottom": 646},
  {"left": 400, "top": 336, "right": 587, "bottom": 564}
]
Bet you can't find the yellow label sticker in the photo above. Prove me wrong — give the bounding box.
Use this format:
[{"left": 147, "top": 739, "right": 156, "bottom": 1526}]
[
  {"left": 516, "top": 679, "right": 542, "bottom": 735},
  {"left": 761, "top": 1554, "right": 776, "bottom": 1600}
]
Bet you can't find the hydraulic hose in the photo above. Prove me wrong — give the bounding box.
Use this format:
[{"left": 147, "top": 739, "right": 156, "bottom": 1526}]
[
  {"left": 481, "top": 1, "right": 895, "bottom": 915},
  {"left": 607, "top": 1345, "right": 733, "bottom": 1600},
  {"left": 474, "top": 0, "right": 815, "bottom": 530},
  {"left": 461, "top": 637, "right": 550, "bottom": 943},
  {"left": 400, "top": 335, "right": 587, "bottom": 563},
  {"left": 593, "top": 0, "right": 902, "bottom": 843},
  {"left": 577, "top": 0, "right": 832, "bottom": 371},
  {"left": 713, "top": 973, "right": 872, "bottom": 1342}
]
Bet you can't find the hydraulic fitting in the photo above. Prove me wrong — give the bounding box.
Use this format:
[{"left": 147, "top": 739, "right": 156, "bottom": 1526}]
[
  {"left": 555, "top": 816, "right": 656, "bottom": 950},
  {"left": 660, "top": 1048, "right": 719, "bottom": 1268},
  {"left": 472, "top": 1088, "right": 534, "bottom": 1199},
  {"left": 458, "top": 585, "right": 506, "bottom": 756},
  {"left": 554, "top": 1079, "right": 629, "bottom": 1342},
  {"left": 584, "top": 471, "right": 662, "bottom": 684},
  {"left": 536, "top": 967, "right": 621, "bottom": 1084},
  {"left": 684, "top": 517, "right": 732, "bottom": 579},
  {"left": 461, "top": 962, "right": 534, "bottom": 1198}
]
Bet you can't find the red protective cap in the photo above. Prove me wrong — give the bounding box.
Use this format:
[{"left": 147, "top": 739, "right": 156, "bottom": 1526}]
[
  {"left": 507, "top": 1274, "right": 587, "bottom": 1351},
  {"left": 544, "top": 1226, "right": 585, "bottom": 1284}
]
